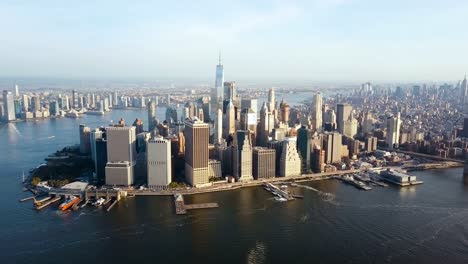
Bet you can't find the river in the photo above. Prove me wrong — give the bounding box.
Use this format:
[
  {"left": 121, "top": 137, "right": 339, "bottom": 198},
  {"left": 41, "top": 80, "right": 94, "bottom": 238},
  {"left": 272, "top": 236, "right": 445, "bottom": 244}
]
[{"left": 1, "top": 107, "right": 468, "bottom": 263}]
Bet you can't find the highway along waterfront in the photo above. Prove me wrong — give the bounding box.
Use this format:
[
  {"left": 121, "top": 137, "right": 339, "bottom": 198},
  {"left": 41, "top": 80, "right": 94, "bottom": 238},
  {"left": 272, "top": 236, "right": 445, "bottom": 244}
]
[{"left": 3, "top": 110, "right": 468, "bottom": 263}]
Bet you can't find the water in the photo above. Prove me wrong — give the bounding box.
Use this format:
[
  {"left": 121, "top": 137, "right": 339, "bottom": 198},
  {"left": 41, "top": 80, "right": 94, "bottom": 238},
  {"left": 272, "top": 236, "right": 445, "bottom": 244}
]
[{"left": 2, "top": 109, "right": 468, "bottom": 263}]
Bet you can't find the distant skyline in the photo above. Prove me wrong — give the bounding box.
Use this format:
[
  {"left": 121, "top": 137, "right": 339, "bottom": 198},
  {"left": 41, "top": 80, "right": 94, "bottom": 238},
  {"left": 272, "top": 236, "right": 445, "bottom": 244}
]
[{"left": 1, "top": 0, "right": 468, "bottom": 82}]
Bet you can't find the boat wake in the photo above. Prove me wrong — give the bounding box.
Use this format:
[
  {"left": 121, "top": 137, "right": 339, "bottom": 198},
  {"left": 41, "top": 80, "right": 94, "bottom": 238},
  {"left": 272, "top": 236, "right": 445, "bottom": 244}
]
[{"left": 293, "top": 184, "right": 338, "bottom": 205}]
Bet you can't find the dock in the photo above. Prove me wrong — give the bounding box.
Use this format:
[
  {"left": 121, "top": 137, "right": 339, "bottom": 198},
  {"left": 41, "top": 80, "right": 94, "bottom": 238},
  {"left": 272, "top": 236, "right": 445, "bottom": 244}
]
[
  {"left": 174, "top": 194, "right": 218, "bottom": 215},
  {"left": 35, "top": 196, "right": 61, "bottom": 210},
  {"left": 262, "top": 183, "right": 295, "bottom": 200},
  {"left": 19, "top": 196, "right": 35, "bottom": 202},
  {"left": 106, "top": 199, "right": 118, "bottom": 212}
]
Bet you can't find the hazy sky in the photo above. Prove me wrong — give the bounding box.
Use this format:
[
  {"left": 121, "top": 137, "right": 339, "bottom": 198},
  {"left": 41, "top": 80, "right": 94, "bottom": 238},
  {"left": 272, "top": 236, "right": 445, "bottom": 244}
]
[{"left": 1, "top": 0, "right": 467, "bottom": 83}]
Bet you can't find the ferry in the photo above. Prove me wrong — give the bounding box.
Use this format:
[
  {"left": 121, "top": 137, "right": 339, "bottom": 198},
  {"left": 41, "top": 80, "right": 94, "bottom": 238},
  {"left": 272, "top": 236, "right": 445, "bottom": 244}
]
[
  {"left": 93, "top": 197, "right": 105, "bottom": 207},
  {"left": 59, "top": 196, "right": 80, "bottom": 211}
]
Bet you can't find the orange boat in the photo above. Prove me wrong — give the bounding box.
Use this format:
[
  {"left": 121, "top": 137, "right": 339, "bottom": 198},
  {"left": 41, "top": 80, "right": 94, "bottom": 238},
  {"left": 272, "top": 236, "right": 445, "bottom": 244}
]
[{"left": 59, "top": 196, "right": 80, "bottom": 211}]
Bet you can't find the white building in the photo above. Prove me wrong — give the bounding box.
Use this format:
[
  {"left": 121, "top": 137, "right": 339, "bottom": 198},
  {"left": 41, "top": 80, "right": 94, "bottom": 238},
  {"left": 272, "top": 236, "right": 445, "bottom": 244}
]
[
  {"left": 280, "top": 137, "right": 302, "bottom": 177},
  {"left": 147, "top": 136, "right": 172, "bottom": 188},
  {"left": 312, "top": 93, "right": 322, "bottom": 131},
  {"left": 386, "top": 112, "right": 402, "bottom": 149}
]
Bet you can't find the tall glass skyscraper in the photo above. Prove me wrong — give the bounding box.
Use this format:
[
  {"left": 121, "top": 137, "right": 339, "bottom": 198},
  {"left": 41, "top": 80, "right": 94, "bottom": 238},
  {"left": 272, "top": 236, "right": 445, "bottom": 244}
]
[{"left": 215, "top": 53, "right": 224, "bottom": 102}]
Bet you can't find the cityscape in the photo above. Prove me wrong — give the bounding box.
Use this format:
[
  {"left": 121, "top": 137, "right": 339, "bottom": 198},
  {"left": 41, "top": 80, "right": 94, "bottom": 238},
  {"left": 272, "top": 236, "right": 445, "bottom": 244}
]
[{"left": 3, "top": 1, "right": 468, "bottom": 264}]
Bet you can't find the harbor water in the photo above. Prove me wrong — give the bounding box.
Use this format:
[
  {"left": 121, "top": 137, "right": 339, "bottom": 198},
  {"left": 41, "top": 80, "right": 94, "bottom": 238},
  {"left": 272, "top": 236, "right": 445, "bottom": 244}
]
[{"left": 2, "top": 107, "right": 468, "bottom": 263}]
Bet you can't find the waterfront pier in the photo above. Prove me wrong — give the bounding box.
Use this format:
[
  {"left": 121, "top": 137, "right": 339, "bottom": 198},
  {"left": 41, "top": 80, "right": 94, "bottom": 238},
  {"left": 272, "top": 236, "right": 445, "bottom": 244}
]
[{"left": 174, "top": 194, "right": 219, "bottom": 215}]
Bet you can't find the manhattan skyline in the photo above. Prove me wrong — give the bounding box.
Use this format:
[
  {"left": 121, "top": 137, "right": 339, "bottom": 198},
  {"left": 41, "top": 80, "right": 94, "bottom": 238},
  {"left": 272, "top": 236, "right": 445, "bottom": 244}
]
[{"left": 1, "top": 0, "right": 467, "bottom": 82}]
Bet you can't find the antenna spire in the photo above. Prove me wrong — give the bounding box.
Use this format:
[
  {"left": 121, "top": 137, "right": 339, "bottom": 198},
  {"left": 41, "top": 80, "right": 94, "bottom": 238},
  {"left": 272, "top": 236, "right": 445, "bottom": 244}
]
[{"left": 218, "top": 52, "right": 221, "bottom": 65}]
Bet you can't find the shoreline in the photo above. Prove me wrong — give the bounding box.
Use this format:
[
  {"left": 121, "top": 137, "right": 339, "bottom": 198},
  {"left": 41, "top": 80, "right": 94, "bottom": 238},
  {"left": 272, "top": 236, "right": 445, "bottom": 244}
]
[{"left": 127, "top": 161, "right": 462, "bottom": 197}]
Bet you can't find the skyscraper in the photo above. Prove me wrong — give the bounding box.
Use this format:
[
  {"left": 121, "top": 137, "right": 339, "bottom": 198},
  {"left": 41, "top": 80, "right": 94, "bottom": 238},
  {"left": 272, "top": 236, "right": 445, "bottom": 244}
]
[
  {"left": 461, "top": 74, "right": 468, "bottom": 114},
  {"left": 22, "top": 94, "right": 29, "bottom": 112},
  {"left": 31, "top": 96, "right": 41, "bottom": 112},
  {"left": 223, "top": 99, "right": 236, "bottom": 139},
  {"left": 214, "top": 107, "right": 223, "bottom": 144},
  {"left": 257, "top": 102, "right": 270, "bottom": 147},
  {"left": 90, "top": 128, "right": 103, "bottom": 177},
  {"left": 336, "top": 103, "right": 352, "bottom": 133},
  {"left": 105, "top": 126, "right": 137, "bottom": 186},
  {"left": 323, "top": 132, "right": 342, "bottom": 164},
  {"left": 386, "top": 113, "right": 402, "bottom": 149},
  {"left": 72, "top": 90, "right": 78, "bottom": 109},
  {"left": 2, "top": 90, "right": 16, "bottom": 121},
  {"left": 147, "top": 136, "right": 172, "bottom": 188},
  {"left": 342, "top": 112, "right": 358, "bottom": 138},
  {"left": 215, "top": 53, "right": 224, "bottom": 102},
  {"left": 147, "top": 101, "right": 157, "bottom": 132},
  {"left": 252, "top": 147, "right": 276, "bottom": 179},
  {"left": 297, "top": 126, "right": 312, "bottom": 173},
  {"left": 268, "top": 88, "right": 275, "bottom": 113},
  {"left": 14, "top": 84, "right": 19, "bottom": 97},
  {"left": 280, "top": 137, "right": 302, "bottom": 177},
  {"left": 279, "top": 99, "right": 290, "bottom": 124},
  {"left": 312, "top": 93, "right": 323, "bottom": 131},
  {"left": 184, "top": 119, "right": 209, "bottom": 186},
  {"left": 79, "top": 124, "right": 91, "bottom": 154},
  {"left": 223, "top": 81, "right": 237, "bottom": 102},
  {"left": 233, "top": 130, "right": 253, "bottom": 181}
]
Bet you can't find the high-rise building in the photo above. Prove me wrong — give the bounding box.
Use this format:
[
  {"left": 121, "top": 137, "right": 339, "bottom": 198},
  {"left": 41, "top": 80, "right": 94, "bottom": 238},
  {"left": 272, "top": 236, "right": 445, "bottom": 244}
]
[
  {"left": 268, "top": 88, "right": 275, "bottom": 113},
  {"left": 241, "top": 98, "right": 258, "bottom": 114},
  {"left": 312, "top": 93, "right": 323, "bottom": 131},
  {"left": 386, "top": 112, "right": 402, "bottom": 149},
  {"left": 184, "top": 119, "right": 209, "bottom": 186},
  {"left": 297, "top": 126, "right": 312, "bottom": 173},
  {"left": 105, "top": 126, "right": 137, "bottom": 186},
  {"left": 336, "top": 103, "right": 352, "bottom": 133},
  {"left": 214, "top": 107, "right": 223, "bottom": 144},
  {"left": 252, "top": 147, "right": 276, "bottom": 179},
  {"left": 240, "top": 108, "right": 257, "bottom": 138},
  {"left": 257, "top": 102, "right": 270, "bottom": 147},
  {"left": 79, "top": 124, "right": 91, "bottom": 154},
  {"left": 365, "top": 136, "right": 378, "bottom": 152},
  {"left": 215, "top": 53, "right": 224, "bottom": 102},
  {"left": 2, "top": 90, "right": 15, "bottom": 121},
  {"left": 165, "top": 106, "right": 177, "bottom": 125},
  {"left": 311, "top": 147, "right": 325, "bottom": 173},
  {"left": 22, "top": 94, "right": 29, "bottom": 112},
  {"left": 14, "top": 84, "right": 19, "bottom": 97},
  {"left": 279, "top": 137, "right": 302, "bottom": 177},
  {"left": 279, "top": 99, "right": 290, "bottom": 124},
  {"left": 342, "top": 112, "right": 358, "bottom": 138},
  {"left": 72, "top": 90, "right": 78, "bottom": 109},
  {"left": 95, "top": 138, "right": 107, "bottom": 184},
  {"left": 90, "top": 128, "right": 103, "bottom": 177},
  {"left": 132, "top": 118, "right": 144, "bottom": 134},
  {"left": 223, "top": 100, "right": 236, "bottom": 139},
  {"left": 50, "top": 101, "right": 59, "bottom": 116},
  {"left": 461, "top": 74, "right": 468, "bottom": 114},
  {"left": 31, "top": 96, "right": 41, "bottom": 112},
  {"left": 233, "top": 130, "right": 253, "bottom": 181},
  {"left": 223, "top": 82, "right": 237, "bottom": 102},
  {"left": 323, "top": 132, "right": 342, "bottom": 164},
  {"left": 147, "top": 101, "right": 157, "bottom": 132},
  {"left": 147, "top": 136, "right": 172, "bottom": 188}
]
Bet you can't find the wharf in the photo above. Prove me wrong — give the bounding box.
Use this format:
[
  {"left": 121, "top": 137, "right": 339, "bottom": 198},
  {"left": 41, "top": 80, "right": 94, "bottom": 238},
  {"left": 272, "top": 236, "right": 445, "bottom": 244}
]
[
  {"left": 174, "top": 194, "right": 218, "bottom": 215},
  {"left": 19, "top": 196, "right": 35, "bottom": 202},
  {"left": 35, "top": 196, "right": 61, "bottom": 210}
]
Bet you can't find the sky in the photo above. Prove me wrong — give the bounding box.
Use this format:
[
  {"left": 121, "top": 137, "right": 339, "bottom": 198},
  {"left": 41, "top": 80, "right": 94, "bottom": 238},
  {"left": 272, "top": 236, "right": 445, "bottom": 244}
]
[{"left": 0, "top": 0, "right": 467, "bottom": 83}]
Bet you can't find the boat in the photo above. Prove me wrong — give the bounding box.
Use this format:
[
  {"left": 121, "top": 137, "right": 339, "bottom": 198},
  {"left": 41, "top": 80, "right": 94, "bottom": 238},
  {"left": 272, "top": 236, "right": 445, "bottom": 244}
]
[
  {"left": 93, "top": 197, "right": 105, "bottom": 207},
  {"left": 59, "top": 196, "right": 80, "bottom": 211},
  {"left": 274, "top": 197, "right": 288, "bottom": 202}
]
